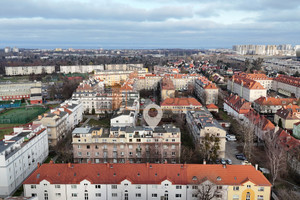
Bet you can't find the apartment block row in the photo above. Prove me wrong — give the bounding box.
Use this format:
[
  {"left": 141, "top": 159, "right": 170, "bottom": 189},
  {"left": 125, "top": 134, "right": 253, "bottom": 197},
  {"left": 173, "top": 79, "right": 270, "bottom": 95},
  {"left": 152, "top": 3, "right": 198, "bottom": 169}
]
[
  {"left": 23, "top": 163, "right": 272, "bottom": 200},
  {"left": 0, "top": 124, "right": 49, "bottom": 197},
  {"left": 72, "top": 124, "right": 181, "bottom": 164},
  {"left": 0, "top": 81, "right": 42, "bottom": 104},
  {"left": 233, "top": 44, "right": 298, "bottom": 56},
  {"left": 5, "top": 64, "right": 144, "bottom": 76},
  {"left": 33, "top": 99, "right": 83, "bottom": 146},
  {"left": 228, "top": 73, "right": 300, "bottom": 101}
]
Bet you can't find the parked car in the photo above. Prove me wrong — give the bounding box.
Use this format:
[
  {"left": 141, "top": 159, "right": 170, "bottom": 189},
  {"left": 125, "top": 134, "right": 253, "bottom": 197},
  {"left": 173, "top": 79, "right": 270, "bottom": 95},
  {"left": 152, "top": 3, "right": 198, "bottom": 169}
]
[
  {"left": 220, "top": 158, "right": 226, "bottom": 165},
  {"left": 226, "top": 159, "right": 232, "bottom": 165},
  {"left": 235, "top": 153, "right": 246, "bottom": 160},
  {"left": 226, "top": 134, "right": 237, "bottom": 141},
  {"left": 215, "top": 159, "right": 220, "bottom": 164}
]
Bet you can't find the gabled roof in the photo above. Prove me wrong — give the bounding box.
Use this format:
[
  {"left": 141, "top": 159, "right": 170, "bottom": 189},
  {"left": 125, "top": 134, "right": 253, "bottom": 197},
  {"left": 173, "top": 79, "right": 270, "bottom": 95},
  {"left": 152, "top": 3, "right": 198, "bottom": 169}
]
[
  {"left": 23, "top": 163, "right": 271, "bottom": 187},
  {"left": 254, "top": 97, "right": 298, "bottom": 106},
  {"left": 206, "top": 104, "right": 218, "bottom": 109},
  {"left": 204, "top": 83, "right": 218, "bottom": 89},
  {"left": 224, "top": 94, "right": 251, "bottom": 114},
  {"left": 230, "top": 75, "right": 265, "bottom": 90},
  {"left": 161, "top": 98, "right": 202, "bottom": 107},
  {"left": 275, "top": 105, "right": 300, "bottom": 120},
  {"left": 277, "top": 128, "right": 300, "bottom": 151}
]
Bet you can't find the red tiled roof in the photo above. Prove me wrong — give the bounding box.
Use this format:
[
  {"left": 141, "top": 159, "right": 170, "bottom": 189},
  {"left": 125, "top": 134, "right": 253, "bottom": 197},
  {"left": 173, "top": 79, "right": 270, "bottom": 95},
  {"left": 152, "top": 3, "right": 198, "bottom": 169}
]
[
  {"left": 274, "top": 75, "right": 300, "bottom": 87},
  {"left": 275, "top": 105, "right": 300, "bottom": 120},
  {"left": 244, "top": 109, "right": 275, "bottom": 131},
  {"left": 23, "top": 163, "right": 271, "bottom": 186},
  {"left": 204, "top": 83, "right": 218, "bottom": 89},
  {"left": 254, "top": 97, "right": 298, "bottom": 106},
  {"left": 224, "top": 95, "right": 251, "bottom": 114},
  {"left": 230, "top": 75, "right": 265, "bottom": 90},
  {"left": 161, "top": 98, "right": 202, "bottom": 107},
  {"left": 206, "top": 104, "right": 218, "bottom": 109},
  {"left": 277, "top": 128, "right": 300, "bottom": 151}
]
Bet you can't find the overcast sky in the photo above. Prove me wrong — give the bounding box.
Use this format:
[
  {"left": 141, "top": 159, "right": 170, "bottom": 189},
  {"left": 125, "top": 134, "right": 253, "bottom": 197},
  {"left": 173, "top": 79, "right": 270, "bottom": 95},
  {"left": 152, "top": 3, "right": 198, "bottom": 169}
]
[{"left": 0, "top": 0, "right": 299, "bottom": 49}]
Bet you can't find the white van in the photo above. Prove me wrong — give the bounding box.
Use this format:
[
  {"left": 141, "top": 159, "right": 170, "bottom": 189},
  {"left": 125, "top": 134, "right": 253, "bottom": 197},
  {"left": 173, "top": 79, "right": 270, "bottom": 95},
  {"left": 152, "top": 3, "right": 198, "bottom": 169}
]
[{"left": 226, "top": 134, "right": 237, "bottom": 141}]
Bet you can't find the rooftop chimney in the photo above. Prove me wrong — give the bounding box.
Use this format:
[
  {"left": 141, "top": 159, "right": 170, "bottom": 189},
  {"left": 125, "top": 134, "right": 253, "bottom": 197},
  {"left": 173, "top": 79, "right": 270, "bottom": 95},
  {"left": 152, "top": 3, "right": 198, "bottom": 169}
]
[
  {"left": 223, "top": 164, "right": 226, "bottom": 169},
  {"left": 255, "top": 164, "right": 258, "bottom": 170},
  {"left": 203, "top": 160, "right": 206, "bottom": 165}
]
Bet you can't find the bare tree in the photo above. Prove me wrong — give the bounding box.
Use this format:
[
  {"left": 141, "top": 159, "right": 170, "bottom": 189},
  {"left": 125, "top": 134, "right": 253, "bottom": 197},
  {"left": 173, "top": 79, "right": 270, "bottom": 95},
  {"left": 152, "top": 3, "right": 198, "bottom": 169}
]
[
  {"left": 276, "top": 188, "right": 300, "bottom": 200},
  {"left": 264, "top": 129, "right": 286, "bottom": 185},
  {"left": 238, "top": 120, "right": 255, "bottom": 161},
  {"left": 194, "top": 181, "right": 218, "bottom": 200},
  {"left": 199, "top": 133, "right": 220, "bottom": 162}
]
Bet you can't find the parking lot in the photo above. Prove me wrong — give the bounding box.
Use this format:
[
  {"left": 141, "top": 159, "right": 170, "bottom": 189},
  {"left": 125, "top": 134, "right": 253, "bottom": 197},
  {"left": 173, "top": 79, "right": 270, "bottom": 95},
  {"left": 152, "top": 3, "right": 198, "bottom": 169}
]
[{"left": 225, "top": 140, "right": 245, "bottom": 165}]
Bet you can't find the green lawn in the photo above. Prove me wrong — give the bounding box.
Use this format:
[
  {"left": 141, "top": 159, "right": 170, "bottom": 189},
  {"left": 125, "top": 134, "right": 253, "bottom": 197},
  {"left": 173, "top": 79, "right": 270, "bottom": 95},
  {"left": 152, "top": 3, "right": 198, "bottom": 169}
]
[
  {"left": 0, "top": 106, "right": 47, "bottom": 124},
  {"left": 88, "top": 118, "right": 110, "bottom": 128}
]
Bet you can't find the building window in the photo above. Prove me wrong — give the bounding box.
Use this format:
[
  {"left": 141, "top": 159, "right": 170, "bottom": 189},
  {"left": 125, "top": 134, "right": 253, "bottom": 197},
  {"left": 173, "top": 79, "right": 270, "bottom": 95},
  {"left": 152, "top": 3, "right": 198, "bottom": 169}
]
[
  {"left": 233, "top": 194, "right": 239, "bottom": 200},
  {"left": 175, "top": 194, "right": 182, "bottom": 198},
  {"left": 96, "top": 193, "right": 101, "bottom": 197},
  {"left": 192, "top": 194, "right": 198, "bottom": 197},
  {"left": 112, "top": 185, "right": 117, "bottom": 189},
  {"left": 55, "top": 193, "right": 61, "bottom": 197},
  {"left": 125, "top": 193, "right": 128, "bottom": 200},
  {"left": 112, "top": 193, "right": 117, "bottom": 197},
  {"left": 135, "top": 193, "right": 141, "bottom": 198},
  {"left": 78, "top": 152, "right": 82, "bottom": 156},
  {"left": 55, "top": 185, "right": 60, "bottom": 189},
  {"left": 31, "top": 185, "right": 36, "bottom": 189},
  {"left": 152, "top": 193, "right": 158, "bottom": 197},
  {"left": 136, "top": 185, "right": 141, "bottom": 189},
  {"left": 72, "top": 193, "right": 78, "bottom": 197},
  {"left": 44, "top": 193, "right": 48, "bottom": 200},
  {"left": 95, "top": 185, "right": 101, "bottom": 189},
  {"left": 192, "top": 185, "right": 198, "bottom": 189},
  {"left": 233, "top": 186, "right": 239, "bottom": 191},
  {"left": 31, "top": 193, "right": 37, "bottom": 197},
  {"left": 247, "top": 185, "right": 251, "bottom": 188},
  {"left": 217, "top": 185, "right": 222, "bottom": 190},
  {"left": 84, "top": 193, "right": 88, "bottom": 200},
  {"left": 257, "top": 195, "right": 264, "bottom": 200},
  {"left": 258, "top": 187, "right": 264, "bottom": 191},
  {"left": 71, "top": 185, "right": 77, "bottom": 189},
  {"left": 176, "top": 185, "right": 182, "bottom": 189}
]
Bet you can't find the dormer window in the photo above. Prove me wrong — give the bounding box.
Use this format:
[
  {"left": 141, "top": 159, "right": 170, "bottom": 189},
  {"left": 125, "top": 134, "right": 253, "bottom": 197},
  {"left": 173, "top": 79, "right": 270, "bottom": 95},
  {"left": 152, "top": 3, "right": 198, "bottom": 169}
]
[{"left": 192, "top": 176, "right": 197, "bottom": 181}]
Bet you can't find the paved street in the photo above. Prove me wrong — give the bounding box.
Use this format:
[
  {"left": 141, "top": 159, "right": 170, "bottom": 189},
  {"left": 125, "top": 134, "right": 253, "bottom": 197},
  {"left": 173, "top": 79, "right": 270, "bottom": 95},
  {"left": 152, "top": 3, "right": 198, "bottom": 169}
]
[{"left": 225, "top": 140, "right": 245, "bottom": 165}]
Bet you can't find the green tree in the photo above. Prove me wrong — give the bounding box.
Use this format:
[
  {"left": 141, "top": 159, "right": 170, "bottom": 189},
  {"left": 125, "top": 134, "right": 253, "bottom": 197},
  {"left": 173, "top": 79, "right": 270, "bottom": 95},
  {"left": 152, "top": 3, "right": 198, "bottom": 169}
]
[
  {"left": 293, "top": 71, "right": 300, "bottom": 77},
  {"left": 91, "top": 108, "right": 96, "bottom": 115}
]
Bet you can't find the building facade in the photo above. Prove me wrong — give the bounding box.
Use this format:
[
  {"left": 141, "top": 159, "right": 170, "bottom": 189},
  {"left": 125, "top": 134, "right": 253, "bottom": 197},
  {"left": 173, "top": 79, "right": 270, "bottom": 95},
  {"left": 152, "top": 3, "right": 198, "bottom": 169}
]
[
  {"left": 161, "top": 98, "right": 202, "bottom": 114},
  {"left": 72, "top": 125, "right": 181, "bottom": 164},
  {"left": 195, "top": 77, "right": 218, "bottom": 105},
  {"left": 5, "top": 66, "right": 55, "bottom": 76},
  {"left": 224, "top": 94, "right": 251, "bottom": 119},
  {"left": 23, "top": 163, "right": 271, "bottom": 200},
  {"left": 0, "top": 124, "right": 48, "bottom": 197},
  {"left": 186, "top": 110, "right": 226, "bottom": 158},
  {"left": 0, "top": 81, "right": 42, "bottom": 104},
  {"left": 253, "top": 97, "right": 298, "bottom": 114}
]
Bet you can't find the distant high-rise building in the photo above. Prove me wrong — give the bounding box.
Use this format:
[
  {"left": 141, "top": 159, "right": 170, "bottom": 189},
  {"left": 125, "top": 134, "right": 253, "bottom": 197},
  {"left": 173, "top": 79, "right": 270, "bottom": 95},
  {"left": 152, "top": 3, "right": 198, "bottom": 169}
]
[
  {"left": 12, "top": 47, "right": 19, "bottom": 53},
  {"left": 4, "top": 47, "right": 10, "bottom": 53},
  {"left": 296, "top": 48, "right": 300, "bottom": 60}
]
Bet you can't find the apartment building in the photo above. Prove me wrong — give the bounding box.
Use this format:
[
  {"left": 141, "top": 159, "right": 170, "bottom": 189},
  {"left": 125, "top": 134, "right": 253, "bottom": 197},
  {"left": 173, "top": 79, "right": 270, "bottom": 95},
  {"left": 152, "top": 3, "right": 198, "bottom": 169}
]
[
  {"left": 0, "top": 124, "right": 48, "bottom": 197},
  {"left": 274, "top": 105, "right": 300, "bottom": 130},
  {"left": 105, "top": 64, "right": 144, "bottom": 71},
  {"left": 33, "top": 110, "right": 68, "bottom": 146},
  {"left": 186, "top": 110, "right": 226, "bottom": 158},
  {"left": 60, "top": 65, "right": 104, "bottom": 74},
  {"left": 227, "top": 75, "right": 267, "bottom": 102},
  {"left": 59, "top": 99, "right": 83, "bottom": 130},
  {"left": 94, "top": 69, "right": 148, "bottom": 86},
  {"left": 272, "top": 75, "right": 300, "bottom": 98},
  {"left": 195, "top": 77, "right": 218, "bottom": 105},
  {"left": 134, "top": 74, "right": 163, "bottom": 90},
  {"left": 253, "top": 97, "right": 298, "bottom": 114},
  {"left": 161, "top": 97, "right": 202, "bottom": 114},
  {"left": 0, "top": 81, "right": 42, "bottom": 104},
  {"left": 238, "top": 73, "right": 273, "bottom": 90},
  {"left": 23, "top": 163, "right": 271, "bottom": 200},
  {"left": 5, "top": 66, "right": 55, "bottom": 76},
  {"left": 161, "top": 77, "right": 175, "bottom": 101},
  {"left": 224, "top": 94, "right": 251, "bottom": 119},
  {"left": 166, "top": 74, "right": 200, "bottom": 90},
  {"left": 72, "top": 124, "right": 181, "bottom": 164}
]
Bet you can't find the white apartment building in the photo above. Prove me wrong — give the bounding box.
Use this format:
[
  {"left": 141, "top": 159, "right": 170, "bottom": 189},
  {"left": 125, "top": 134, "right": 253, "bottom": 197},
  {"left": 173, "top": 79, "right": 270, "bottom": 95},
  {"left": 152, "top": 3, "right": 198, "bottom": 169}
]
[
  {"left": 227, "top": 75, "right": 267, "bottom": 102},
  {"left": 5, "top": 66, "right": 55, "bottom": 76},
  {"left": 59, "top": 99, "right": 84, "bottom": 130},
  {"left": 0, "top": 124, "right": 48, "bottom": 197},
  {"left": 272, "top": 75, "right": 300, "bottom": 98},
  {"left": 23, "top": 163, "right": 272, "bottom": 200},
  {"left": 186, "top": 110, "right": 226, "bottom": 158},
  {"left": 60, "top": 65, "right": 104, "bottom": 74}
]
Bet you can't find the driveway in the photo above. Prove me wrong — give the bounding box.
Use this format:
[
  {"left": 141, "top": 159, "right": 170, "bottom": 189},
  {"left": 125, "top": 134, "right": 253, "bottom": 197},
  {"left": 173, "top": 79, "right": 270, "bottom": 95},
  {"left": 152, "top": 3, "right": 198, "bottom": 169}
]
[{"left": 225, "top": 140, "right": 245, "bottom": 165}]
